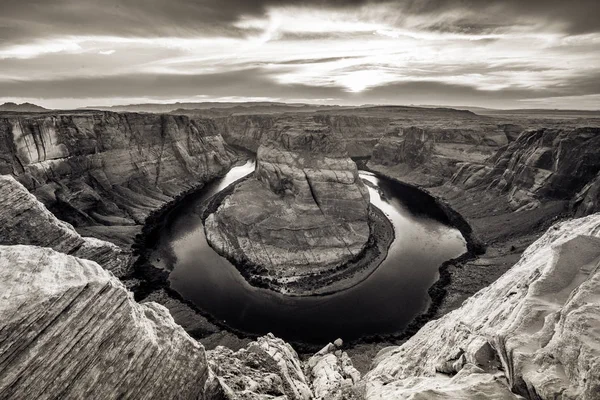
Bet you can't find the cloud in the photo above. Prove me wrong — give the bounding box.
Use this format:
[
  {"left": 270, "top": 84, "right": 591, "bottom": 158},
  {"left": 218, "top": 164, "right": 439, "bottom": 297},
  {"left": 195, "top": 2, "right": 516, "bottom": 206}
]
[
  {"left": 0, "top": 1, "right": 598, "bottom": 109},
  {"left": 0, "top": 0, "right": 598, "bottom": 46}
]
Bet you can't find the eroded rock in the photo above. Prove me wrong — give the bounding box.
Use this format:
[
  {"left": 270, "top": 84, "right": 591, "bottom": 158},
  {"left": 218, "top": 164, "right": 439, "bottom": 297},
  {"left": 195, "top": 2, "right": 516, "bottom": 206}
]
[
  {"left": 205, "top": 118, "right": 370, "bottom": 293},
  {"left": 364, "top": 213, "right": 600, "bottom": 399},
  {"left": 207, "top": 333, "right": 312, "bottom": 400},
  {"left": 0, "top": 112, "right": 235, "bottom": 246},
  {"left": 0, "top": 174, "right": 132, "bottom": 276},
  {"left": 0, "top": 245, "right": 209, "bottom": 399}
]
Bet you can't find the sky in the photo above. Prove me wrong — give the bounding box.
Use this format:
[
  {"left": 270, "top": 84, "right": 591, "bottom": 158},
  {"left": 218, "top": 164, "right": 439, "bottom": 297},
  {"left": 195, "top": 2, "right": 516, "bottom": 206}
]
[{"left": 0, "top": 0, "right": 599, "bottom": 110}]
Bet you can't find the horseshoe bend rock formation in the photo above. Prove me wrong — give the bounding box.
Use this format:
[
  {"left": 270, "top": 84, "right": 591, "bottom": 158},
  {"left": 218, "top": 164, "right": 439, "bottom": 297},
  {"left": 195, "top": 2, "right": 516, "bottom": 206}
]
[
  {"left": 364, "top": 212, "right": 600, "bottom": 399},
  {"left": 205, "top": 121, "right": 371, "bottom": 292},
  {"left": 0, "top": 111, "right": 235, "bottom": 247}
]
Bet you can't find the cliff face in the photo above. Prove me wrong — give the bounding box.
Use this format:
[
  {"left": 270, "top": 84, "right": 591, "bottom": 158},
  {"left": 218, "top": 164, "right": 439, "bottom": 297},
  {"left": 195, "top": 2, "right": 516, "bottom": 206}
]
[
  {"left": 0, "top": 175, "right": 131, "bottom": 276},
  {"left": 370, "top": 126, "right": 600, "bottom": 216},
  {"left": 371, "top": 127, "right": 434, "bottom": 168},
  {"left": 369, "top": 125, "right": 507, "bottom": 188},
  {"left": 0, "top": 112, "right": 235, "bottom": 247},
  {"left": 205, "top": 118, "right": 371, "bottom": 293},
  {"left": 482, "top": 127, "right": 600, "bottom": 212},
  {"left": 0, "top": 245, "right": 210, "bottom": 399},
  {"left": 364, "top": 212, "right": 600, "bottom": 399},
  {"left": 215, "top": 114, "right": 389, "bottom": 157}
]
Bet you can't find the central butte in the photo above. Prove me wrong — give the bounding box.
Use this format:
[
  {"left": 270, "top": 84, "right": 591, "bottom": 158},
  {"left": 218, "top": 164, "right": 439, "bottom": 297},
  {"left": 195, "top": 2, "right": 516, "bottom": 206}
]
[{"left": 205, "top": 118, "right": 372, "bottom": 293}]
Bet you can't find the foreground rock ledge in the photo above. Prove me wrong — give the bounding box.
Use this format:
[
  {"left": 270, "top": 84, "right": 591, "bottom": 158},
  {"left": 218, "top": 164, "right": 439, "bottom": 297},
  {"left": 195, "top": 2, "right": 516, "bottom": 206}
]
[
  {"left": 365, "top": 212, "right": 600, "bottom": 399},
  {"left": 0, "top": 245, "right": 209, "bottom": 399},
  {"left": 205, "top": 119, "right": 371, "bottom": 293}
]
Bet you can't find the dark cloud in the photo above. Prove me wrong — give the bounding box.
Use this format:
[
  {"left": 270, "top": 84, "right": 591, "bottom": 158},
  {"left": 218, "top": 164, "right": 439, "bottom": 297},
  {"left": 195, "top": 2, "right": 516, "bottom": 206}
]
[
  {"left": 0, "top": 68, "right": 344, "bottom": 100},
  {"left": 397, "top": 0, "right": 600, "bottom": 35},
  {"left": 0, "top": 0, "right": 598, "bottom": 45}
]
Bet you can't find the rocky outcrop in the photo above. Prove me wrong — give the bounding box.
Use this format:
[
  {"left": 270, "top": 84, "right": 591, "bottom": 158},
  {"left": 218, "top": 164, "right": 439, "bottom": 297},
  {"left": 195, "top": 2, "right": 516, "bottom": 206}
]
[
  {"left": 484, "top": 127, "right": 600, "bottom": 212},
  {"left": 305, "top": 340, "right": 361, "bottom": 400},
  {"left": 0, "top": 245, "right": 210, "bottom": 399},
  {"left": 0, "top": 175, "right": 132, "bottom": 276},
  {"left": 364, "top": 213, "right": 600, "bottom": 399},
  {"left": 573, "top": 171, "right": 600, "bottom": 217},
  {"left": 205, "top": 118, "right": 371, "bottom": 293},
  {"left": 207, "top": 333, "right": 313, "bottom": 399},
  {"left": 0, "top": 112, "right": 235, "bottom": 247}
]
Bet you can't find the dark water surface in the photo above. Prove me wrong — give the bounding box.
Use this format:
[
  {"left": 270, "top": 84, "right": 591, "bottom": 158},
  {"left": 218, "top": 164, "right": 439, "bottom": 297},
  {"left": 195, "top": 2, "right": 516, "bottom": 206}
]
[{"left": 152, "top": 160, "right": 466, "bottom": 344}]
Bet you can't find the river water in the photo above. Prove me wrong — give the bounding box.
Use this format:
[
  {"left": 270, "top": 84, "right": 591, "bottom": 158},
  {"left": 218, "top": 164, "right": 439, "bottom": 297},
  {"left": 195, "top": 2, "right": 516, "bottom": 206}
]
[{"left": 150, "top": 160, "right": 466, "bottom": 344}]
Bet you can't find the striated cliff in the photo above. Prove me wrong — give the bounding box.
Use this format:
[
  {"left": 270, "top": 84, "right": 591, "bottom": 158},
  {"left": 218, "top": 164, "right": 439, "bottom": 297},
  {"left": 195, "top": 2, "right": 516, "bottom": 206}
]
[
  {"left": 0, "top": 245, "right": 210, "bottom": 399},
  {"left": 365, "top": 212, "right": 600, "bottom": 399},
  {"left": 214, "top": 114, "right": 389, "bottom": 157},
  {"left": 0, "top": 111, "right": 235, "bottom": 247},
  {"left": 205, "top": 118, "right": 372, "bottom": 294},
  {"left": 479, "top": 127, "right": 600, "bottom": 212},
  {"left": 0, "top": 175, "right": 131, "bottom": 276}
]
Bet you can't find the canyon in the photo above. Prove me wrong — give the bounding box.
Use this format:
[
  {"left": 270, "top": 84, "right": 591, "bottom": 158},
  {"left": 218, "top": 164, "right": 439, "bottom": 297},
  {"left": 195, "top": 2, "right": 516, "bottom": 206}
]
[{"left": 0, "top": 106, "right": 599, "bottom": 399}]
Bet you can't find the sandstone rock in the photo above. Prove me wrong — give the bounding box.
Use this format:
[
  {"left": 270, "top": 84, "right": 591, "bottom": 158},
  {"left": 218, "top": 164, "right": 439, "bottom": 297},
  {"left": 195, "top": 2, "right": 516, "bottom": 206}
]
[
  {"left": 364, "top": 213, "right": 600, "bottom": 399},
  {"left": 207, "top": 333, "right": 312, "bottom": 399},
  {"left": 484, "top": 127, "right": 600, "bottom": 211},
  {"left": 206, "top": 119, "right": 370, "bottom": 292},
  {"left": 0, "top": 112, "right": 235, "bottom": 246},
  {"left": 216, "top": 114, "right": 389, "bottom": 157},
  {"left": 306, "top": 342, "right": 361, "bottom": 400},
  {"left": 572, "top": 171, "right": 600, "bottom": 217},
  {"left": 371, "top": 127, "right": 433, "bottom": 168},
  {"left": 0, "top": 245, "right": 209, "bottom": 399},
  {"left": 0, "top": 174, "right": 132, "bottom": 276}
]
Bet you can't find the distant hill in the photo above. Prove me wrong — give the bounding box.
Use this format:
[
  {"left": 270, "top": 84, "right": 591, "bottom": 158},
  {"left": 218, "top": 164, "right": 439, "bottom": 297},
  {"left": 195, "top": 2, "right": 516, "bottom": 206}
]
[
  {"left": 0, "top": 102, "right": 48, "bottom": 112},
  {"left": 83, "top": 101, "right": 342, "bottom": 114}
]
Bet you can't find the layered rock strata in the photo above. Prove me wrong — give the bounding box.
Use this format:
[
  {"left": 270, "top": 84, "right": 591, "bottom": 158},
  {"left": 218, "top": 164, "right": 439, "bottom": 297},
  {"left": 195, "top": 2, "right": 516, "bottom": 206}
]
[
  {"left": 0, "top": 245, "right": 210, "bottom": 399},
  {"left": 0, "top": 175, "right": 131, "bottom": 276},
  {"left": 205, "top": 119, "right": 371, "bottom": 292},
  {"left": 364, "top": 212, "right": 600, "bottom": 399},
  {"left": 0, "top": 112, "right": 234, "bottom": 247},
  {"left": 215, "top": 114, "right": 389, "bottom": 157}
]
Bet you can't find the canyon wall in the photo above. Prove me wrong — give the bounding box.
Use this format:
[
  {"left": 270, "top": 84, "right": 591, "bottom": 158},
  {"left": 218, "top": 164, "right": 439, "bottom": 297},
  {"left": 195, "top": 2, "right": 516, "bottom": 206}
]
[
  {"left": 205, "top": 118, "right": 371, "bottom": 293},
  {"left": 0, "top": 175, "right": 131, "bottom": 276},
  {"left": 370, "top": 125, "right": 600, "bottom": 216},
  {"left": 0, "top": 112, "right": 235, "bottom": 247},
  {"left": 214, "top": 114, "right": 389, "bottom": 157}
]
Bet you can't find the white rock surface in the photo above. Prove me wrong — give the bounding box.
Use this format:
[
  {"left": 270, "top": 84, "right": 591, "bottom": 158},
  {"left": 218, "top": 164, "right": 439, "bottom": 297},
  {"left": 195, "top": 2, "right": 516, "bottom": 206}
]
[
  {"left": 207, "top": 333, "right": 312, "bottom": 399},
  {"left": 364, "top": 213, "right": 600, "bottom": 399},
  {"left": 0, "top": 245, "right": 209, "bottom": 399},
  {"left": 306, "top": 343, "right": 361, "bottom": 400}
]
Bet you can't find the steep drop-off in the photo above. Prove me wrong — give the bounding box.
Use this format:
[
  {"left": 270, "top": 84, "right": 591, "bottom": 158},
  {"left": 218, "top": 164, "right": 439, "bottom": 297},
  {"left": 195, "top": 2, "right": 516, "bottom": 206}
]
[
  {"left": 0, "top": 245, "right": 210, "bottom": 399},
  {"left": 205, "top": 118, "right": 372, "bottom": 293},
  {"left": 0, "top": 111, "right": 235, "bottom": 247}
]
